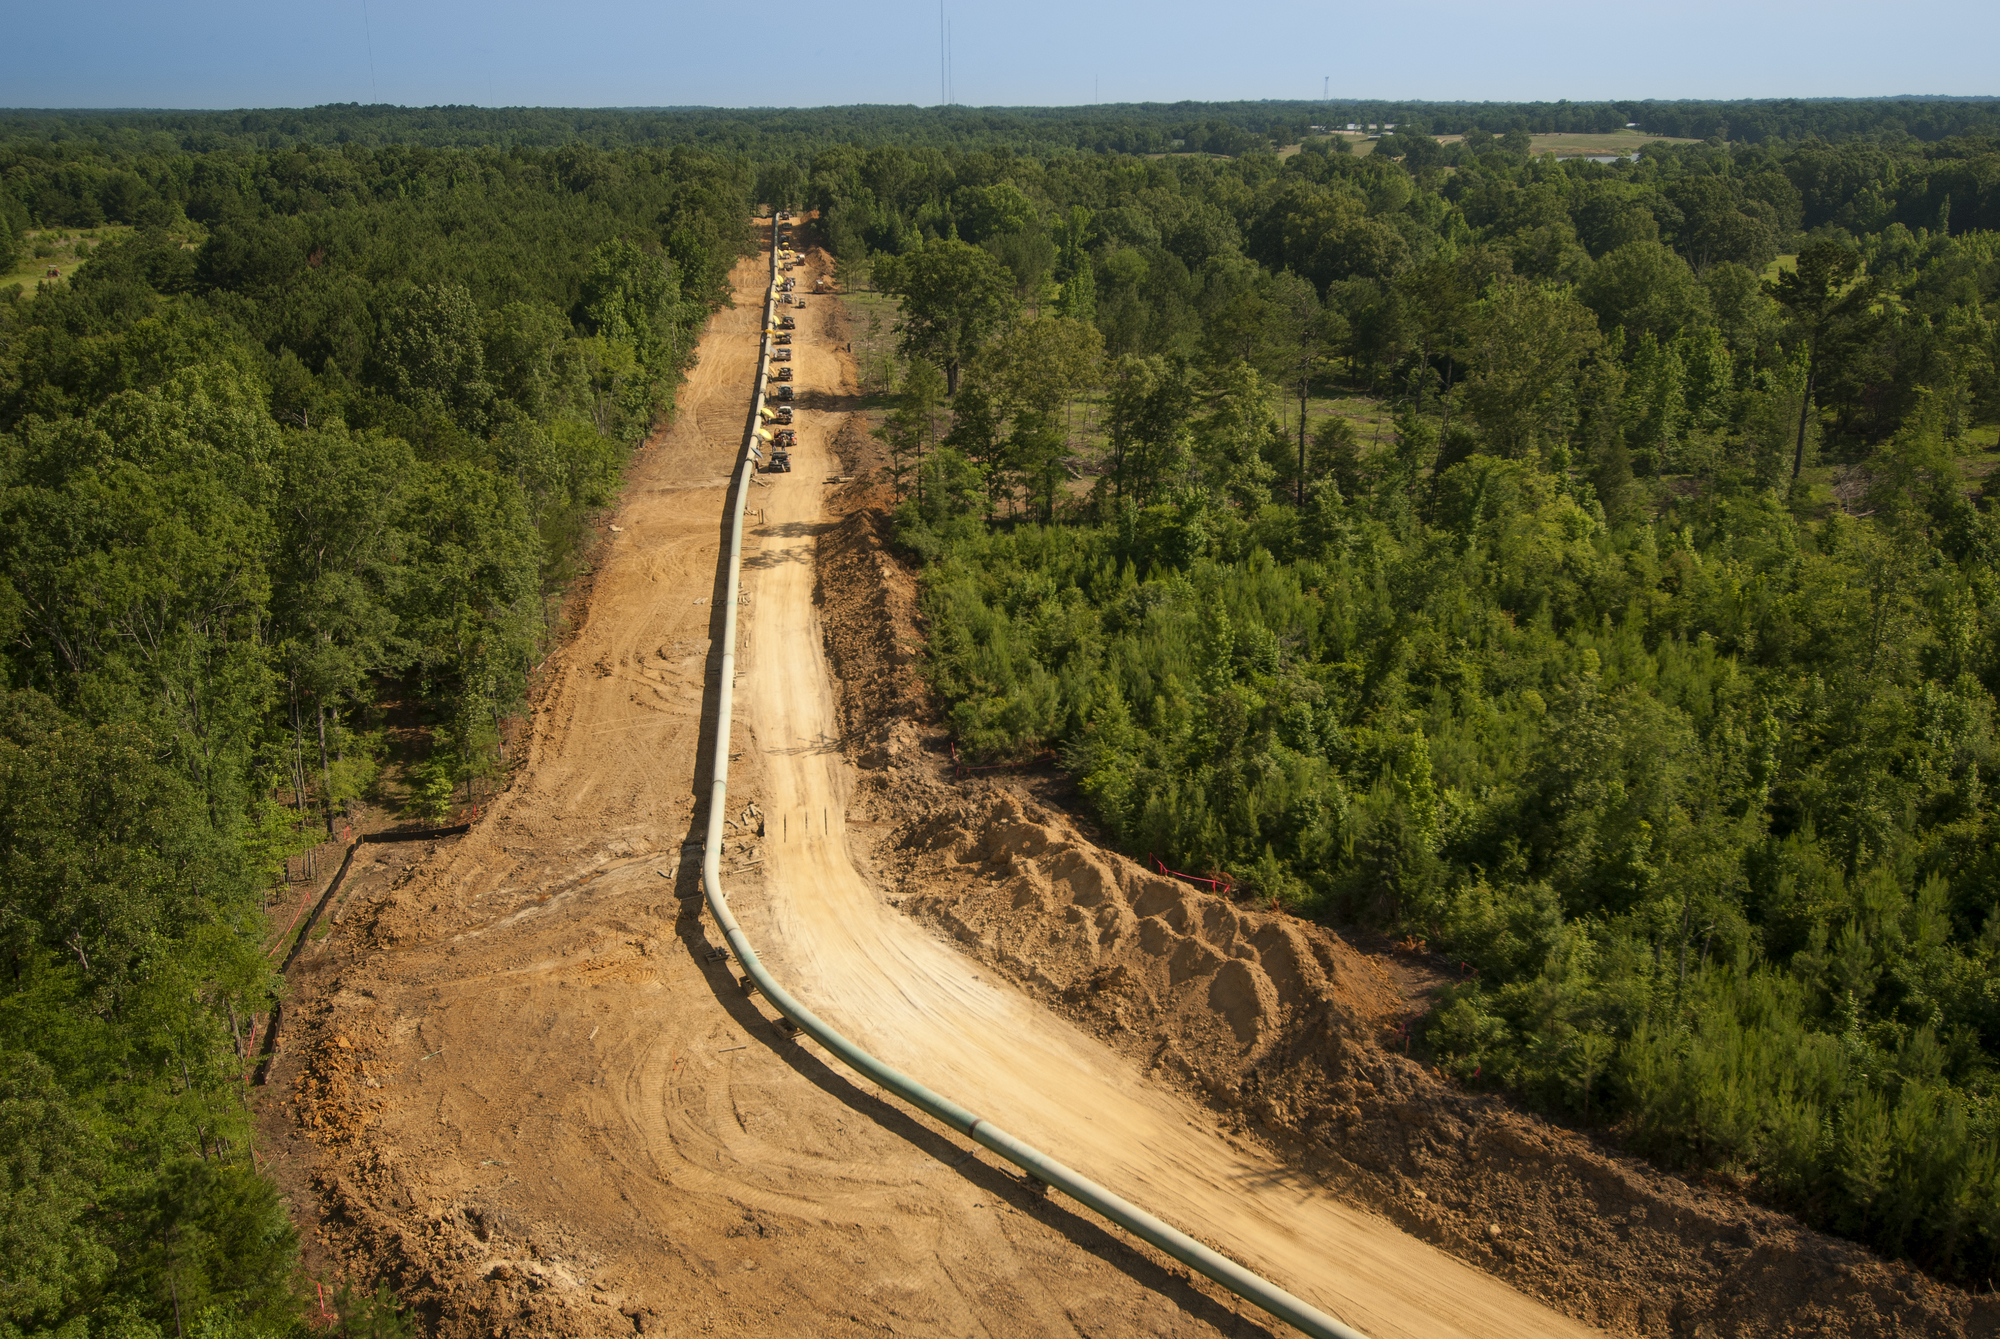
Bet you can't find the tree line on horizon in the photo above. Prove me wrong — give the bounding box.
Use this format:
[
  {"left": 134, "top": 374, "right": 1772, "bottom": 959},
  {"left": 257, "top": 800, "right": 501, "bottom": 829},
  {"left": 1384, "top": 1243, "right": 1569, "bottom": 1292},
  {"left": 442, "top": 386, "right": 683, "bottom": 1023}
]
[
  {"left": 822, "top": 126, "right": 2000, "bottom": 1283},
  {"left": 1, "top": 95, "right": 1998, "bottom": 174}
]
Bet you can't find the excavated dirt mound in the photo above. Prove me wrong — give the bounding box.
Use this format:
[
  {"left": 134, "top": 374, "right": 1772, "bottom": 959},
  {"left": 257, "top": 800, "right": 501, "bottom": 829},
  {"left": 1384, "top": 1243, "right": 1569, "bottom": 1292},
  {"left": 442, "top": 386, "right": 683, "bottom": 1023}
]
[
  {"left": 895, "top": 793, "right": 1401, "bottom": 1075},
  {"left": 871, "top": 791, "right": 1991, "bottom": 1338},
  {"left": 812, "top": 430, "right": 928, "bottom": 756}
]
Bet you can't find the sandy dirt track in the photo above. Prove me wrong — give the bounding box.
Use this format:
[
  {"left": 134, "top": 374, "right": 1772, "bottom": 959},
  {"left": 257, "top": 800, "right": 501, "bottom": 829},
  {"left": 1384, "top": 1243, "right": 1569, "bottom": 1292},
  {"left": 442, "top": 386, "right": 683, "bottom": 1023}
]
[{"left": 277, "top": 222, "right": 1601, "bottom": 1338}]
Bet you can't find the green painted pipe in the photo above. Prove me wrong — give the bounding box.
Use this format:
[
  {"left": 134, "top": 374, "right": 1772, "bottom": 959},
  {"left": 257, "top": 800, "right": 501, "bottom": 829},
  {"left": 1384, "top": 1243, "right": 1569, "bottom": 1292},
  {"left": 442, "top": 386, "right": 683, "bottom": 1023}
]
[{"left": 699, "top": 226, "right": 1367, "bottom": 1339}]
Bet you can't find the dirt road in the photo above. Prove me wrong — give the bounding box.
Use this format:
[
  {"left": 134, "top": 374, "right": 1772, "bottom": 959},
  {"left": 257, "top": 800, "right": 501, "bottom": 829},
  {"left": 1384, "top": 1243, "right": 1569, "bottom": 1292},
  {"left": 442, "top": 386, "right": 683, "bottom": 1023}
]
[{"left": 282, "top": 223, "right": 1603, "bottom": 1338}]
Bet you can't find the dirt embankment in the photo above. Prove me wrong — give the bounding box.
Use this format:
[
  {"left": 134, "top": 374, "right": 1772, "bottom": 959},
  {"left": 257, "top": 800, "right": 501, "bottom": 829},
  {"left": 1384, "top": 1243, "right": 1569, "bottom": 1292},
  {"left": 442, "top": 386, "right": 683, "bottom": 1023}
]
[{"left": 811, "top": 367, "right": 1998, "bottom": 1339}]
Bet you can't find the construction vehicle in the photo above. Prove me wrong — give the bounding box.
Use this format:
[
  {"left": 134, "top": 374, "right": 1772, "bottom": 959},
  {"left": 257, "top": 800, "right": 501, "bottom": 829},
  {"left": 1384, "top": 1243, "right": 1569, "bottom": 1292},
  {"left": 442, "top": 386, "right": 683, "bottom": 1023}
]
[
  {"left": 776, "top": 366, "right": 792, "bottom": 381},
  {"left": 778, "top": 315, "right": 796, "bottom": 330},
  {"left": 775, "top": 383, "right": 793, "bottom": 400},
  {"left": 774, "top": 406, "right": 793, "bottom": 425},
  {"left": 772, "top": 348, "right": 791, "bottom": 361},
  {"left": 775, "top": 429, "right": 796, "bottom": 448},
  {"left": 813, "top": 274, "right": 833, "bottom": 293},
  {"left": 766, "top": 448, "right": 792, "bottom": 473},
  {"left": 775, "top": 333, "right": 792, "bottom": 345}
]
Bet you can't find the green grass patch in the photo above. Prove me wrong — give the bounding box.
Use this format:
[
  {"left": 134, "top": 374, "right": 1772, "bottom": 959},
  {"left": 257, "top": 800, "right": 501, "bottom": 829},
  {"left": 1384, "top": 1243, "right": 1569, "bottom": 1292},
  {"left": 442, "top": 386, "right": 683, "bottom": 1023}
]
[
  {"left": 1529, "top": 130, "right": 1699, "bottom": 157},
  {"left": 841, "top": 286, "right": 905, "bottom": 397},
  {"left": 3, "top": 225, "right": 136, "bottom": 296},
  {"left": 1763, "top": 253, "right": 1799, "bottom": 283}
]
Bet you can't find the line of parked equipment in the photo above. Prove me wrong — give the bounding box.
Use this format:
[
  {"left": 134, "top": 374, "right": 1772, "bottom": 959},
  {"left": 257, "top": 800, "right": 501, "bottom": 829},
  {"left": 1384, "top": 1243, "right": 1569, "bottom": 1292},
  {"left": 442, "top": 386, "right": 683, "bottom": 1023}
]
[{"left": 764, "top": 212, "right": 804, "bottom": 474}]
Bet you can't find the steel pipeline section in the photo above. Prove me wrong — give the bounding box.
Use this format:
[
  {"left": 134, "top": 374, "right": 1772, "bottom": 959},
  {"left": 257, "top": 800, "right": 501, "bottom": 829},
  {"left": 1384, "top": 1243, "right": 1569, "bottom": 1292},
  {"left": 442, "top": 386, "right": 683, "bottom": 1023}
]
[{"left": 698, "top": 222, "right": 1367, "bottom": 1339}]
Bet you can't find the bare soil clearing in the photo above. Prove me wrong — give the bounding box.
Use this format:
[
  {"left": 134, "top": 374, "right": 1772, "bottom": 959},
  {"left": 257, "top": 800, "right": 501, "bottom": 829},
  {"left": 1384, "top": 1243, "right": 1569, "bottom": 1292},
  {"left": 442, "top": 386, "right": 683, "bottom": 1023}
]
[{"left": 259, "top": 222, "right": 1985, "bottom": 1339}]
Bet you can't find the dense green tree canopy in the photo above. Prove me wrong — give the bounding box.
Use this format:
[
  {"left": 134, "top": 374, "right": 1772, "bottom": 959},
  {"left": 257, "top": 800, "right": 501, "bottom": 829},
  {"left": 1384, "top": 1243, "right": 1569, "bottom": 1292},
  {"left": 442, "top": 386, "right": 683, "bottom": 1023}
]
[
  {"left": 861, "top": 108, "right": 2000, "bottom": 1290},
  {"left": 874, "top": 238, "right": 1018, "bottom": 394},
  {"left": 0, "top": 136, "right": 749, "bottom": 1336}
]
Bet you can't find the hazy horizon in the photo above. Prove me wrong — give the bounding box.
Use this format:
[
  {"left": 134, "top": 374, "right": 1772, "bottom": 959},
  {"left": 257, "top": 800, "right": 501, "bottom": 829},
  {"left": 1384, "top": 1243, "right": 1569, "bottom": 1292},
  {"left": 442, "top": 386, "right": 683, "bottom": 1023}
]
[
  {"left": 4, "top": 95, "right": 1999, "bottom": 116},
  {"left": 12, "top": 0, "right": 1997, "bottom": 112}
]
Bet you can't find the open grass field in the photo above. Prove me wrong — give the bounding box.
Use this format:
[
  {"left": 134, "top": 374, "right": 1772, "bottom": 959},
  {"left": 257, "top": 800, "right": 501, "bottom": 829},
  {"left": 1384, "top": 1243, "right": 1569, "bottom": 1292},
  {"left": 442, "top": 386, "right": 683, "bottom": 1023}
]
[
  {"left": 1287, "top": 129, "right": 1696, "bottom": 161},
  {"left": 1, "top": 225, "right": 135, "bottom": 296},
  {"left": 840, "top": 285, "right": 904, "bottom": 399},
  {"left": 1789, "top": 418, "right": 2000, "bottom": 520},
  {"left": 1526, "top": 129, "right": 1699, "bottom": 157},
  {"left": 1303, "top": 387, "right": 1397, "bottom": 444},
  {"left": 1025, "top": 379, "right": 1394, "bottom": 512},
  {"left": 1946, "top": 421, "right": 2000, "bottom": 496}
]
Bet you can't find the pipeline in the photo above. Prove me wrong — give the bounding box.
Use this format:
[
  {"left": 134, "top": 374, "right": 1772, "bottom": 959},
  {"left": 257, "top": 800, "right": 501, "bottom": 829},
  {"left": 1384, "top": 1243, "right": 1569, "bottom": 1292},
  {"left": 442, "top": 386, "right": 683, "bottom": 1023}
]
[{"left": 698, "top": 221, "right": 1367, "bottom": 1339}]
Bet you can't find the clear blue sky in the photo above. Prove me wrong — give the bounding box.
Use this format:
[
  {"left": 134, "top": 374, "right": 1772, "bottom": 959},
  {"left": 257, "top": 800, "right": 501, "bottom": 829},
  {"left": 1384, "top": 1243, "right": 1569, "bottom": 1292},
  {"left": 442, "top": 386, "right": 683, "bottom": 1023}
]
[{"left": 9, "top": 0, "right": 1995, "bottom": 110}]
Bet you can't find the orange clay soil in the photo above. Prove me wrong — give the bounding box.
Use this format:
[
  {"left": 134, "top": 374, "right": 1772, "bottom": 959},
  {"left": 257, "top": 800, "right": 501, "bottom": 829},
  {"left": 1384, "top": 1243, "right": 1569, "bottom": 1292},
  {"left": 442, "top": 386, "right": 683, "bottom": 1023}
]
[{"left": 256, "top": 221, "right": 1991, "bottom": 1339}]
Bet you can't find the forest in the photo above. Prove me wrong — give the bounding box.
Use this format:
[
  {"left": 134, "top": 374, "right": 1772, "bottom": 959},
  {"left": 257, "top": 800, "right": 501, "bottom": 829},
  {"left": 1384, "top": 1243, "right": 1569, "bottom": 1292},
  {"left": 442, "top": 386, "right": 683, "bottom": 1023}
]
[
  {"left": 831, "top": 124, "right": 2000, "bottom": 1281},
  {"left": 3, "top": 95, "right": 1999, "bottom": 168},
  {"left": 3, "top": 95, "right": 2000, "bottom": 1334},
  {"left": 0, "top": 140, "right": 749, "bottom": 1335}
]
